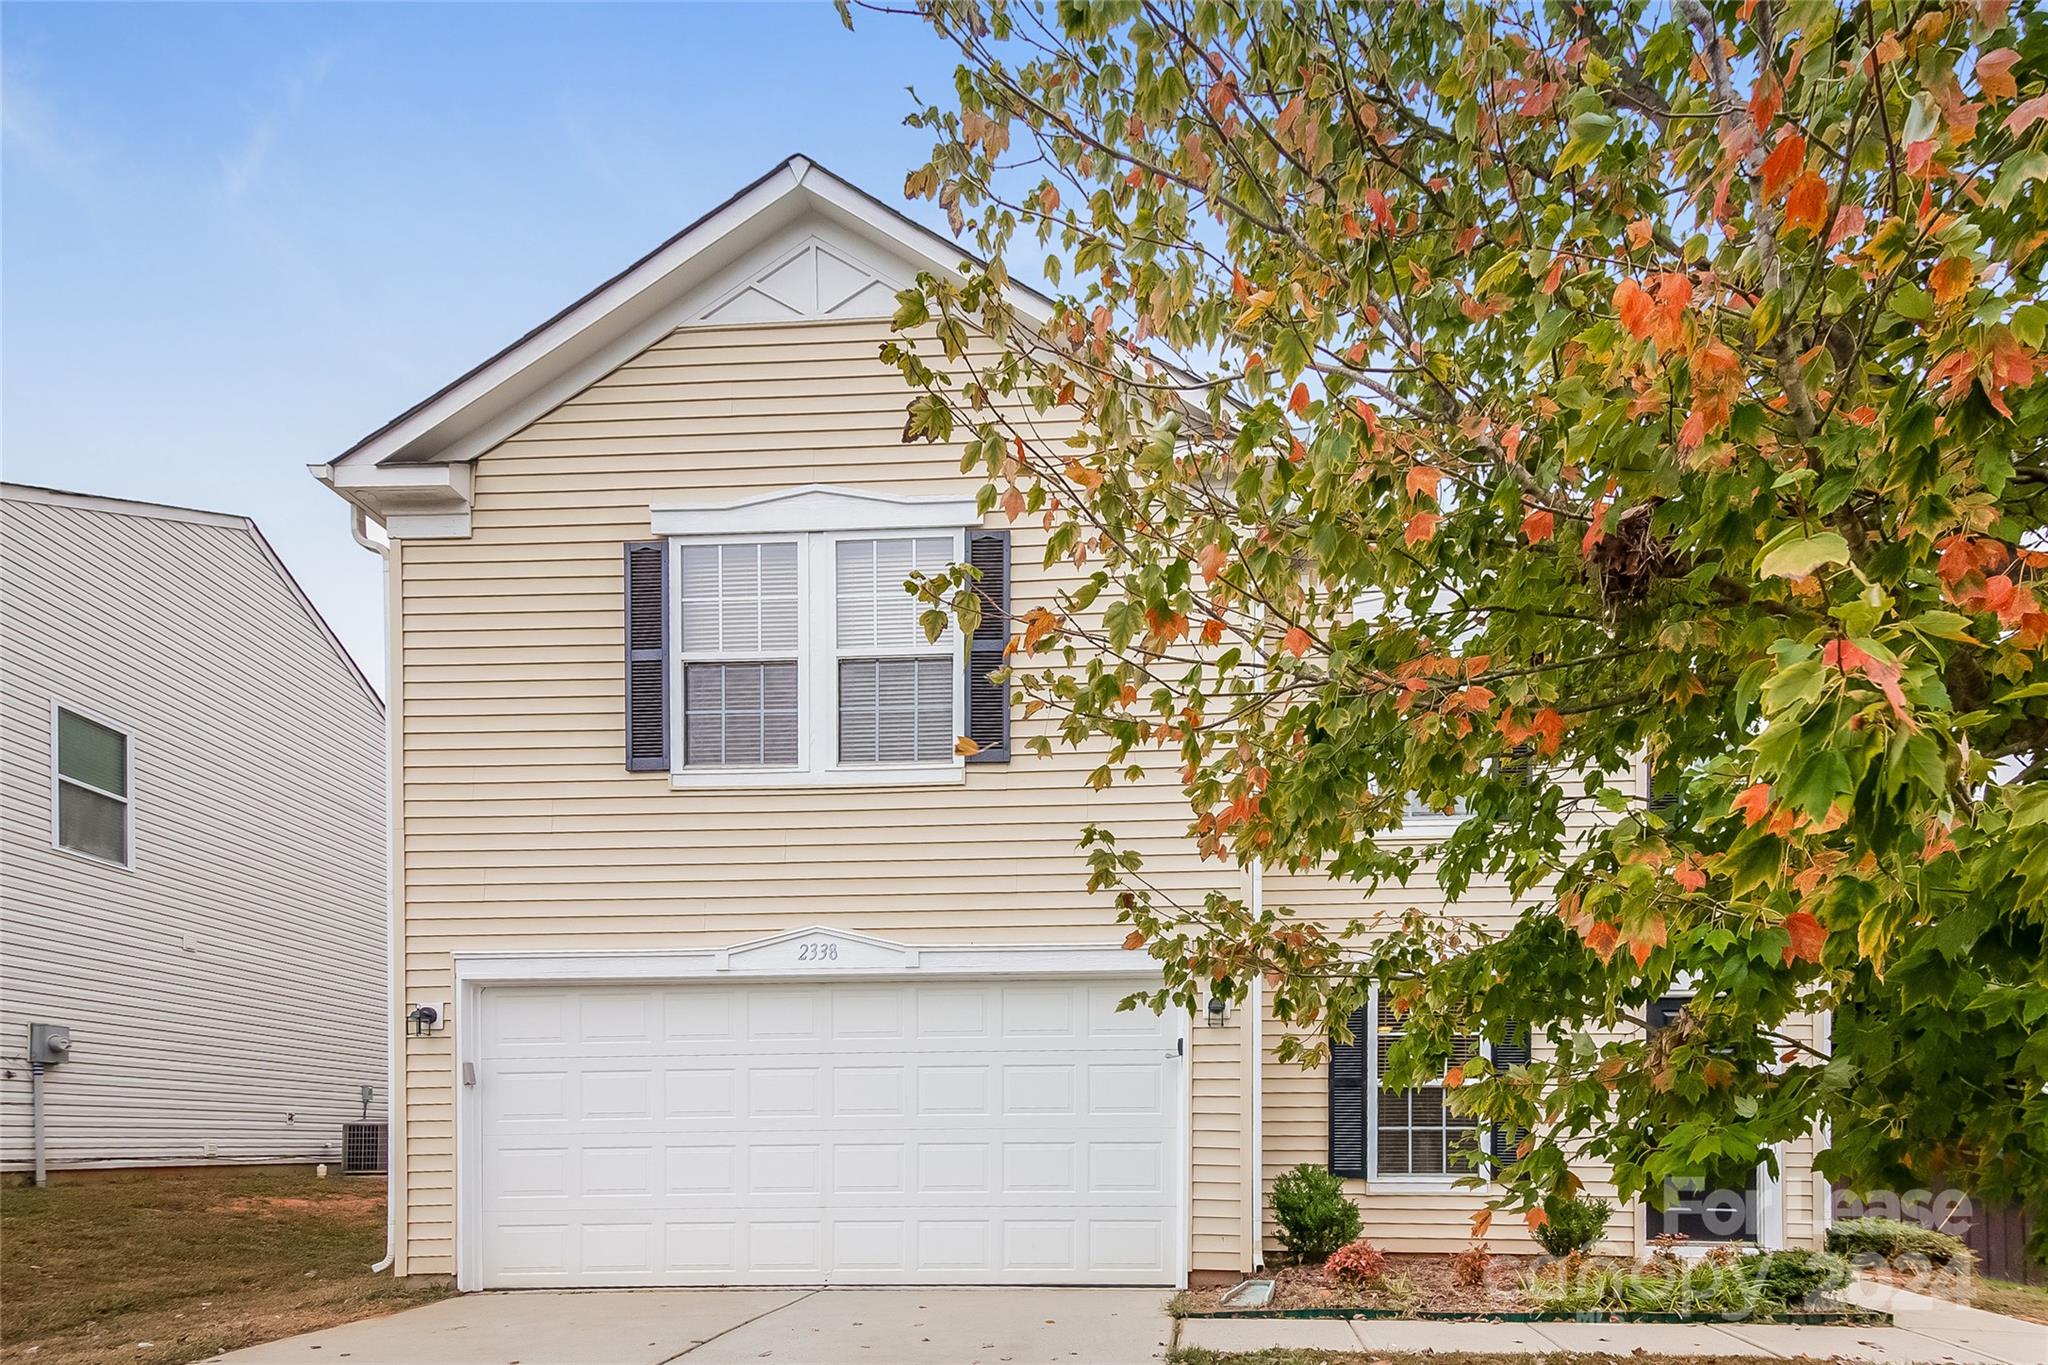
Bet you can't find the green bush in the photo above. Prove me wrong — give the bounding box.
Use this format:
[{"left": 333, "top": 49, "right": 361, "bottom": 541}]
[
  {"left": 1269, "top": 1163, "right": 1361, "bottom": 1263},
  {"left": 1744, "top": 1249, "right": 1853, "bottom": 1306},
  {"left": 1535, "top": 1194, "right": 1613, "bottom": 1257},
  {"left": 1826, "top": 1217, "right": 1973, "bottom": 1268}
]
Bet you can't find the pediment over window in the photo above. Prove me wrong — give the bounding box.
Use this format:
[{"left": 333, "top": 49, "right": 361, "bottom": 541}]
[{"left": 649, "top": 483, "right": 979, "bottom": 536}]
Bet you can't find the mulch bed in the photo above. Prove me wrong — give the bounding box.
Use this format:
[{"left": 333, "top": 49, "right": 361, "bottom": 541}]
[{"left": 1181, "top": 1253, "right": 1541, "bottom": 1316}]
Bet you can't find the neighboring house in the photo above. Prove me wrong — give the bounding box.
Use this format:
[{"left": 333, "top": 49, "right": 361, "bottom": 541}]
[
  {"left": 0, "top": 483, "right": 387, "bottom": 1174},
  {"left": 314, "top": 156, "right": 1827, "bottom": 1290}
]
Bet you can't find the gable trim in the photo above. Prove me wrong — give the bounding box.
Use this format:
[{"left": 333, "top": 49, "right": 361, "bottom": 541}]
[{"left": 319, "top": 155, "right": 1050, "bottom": 476}]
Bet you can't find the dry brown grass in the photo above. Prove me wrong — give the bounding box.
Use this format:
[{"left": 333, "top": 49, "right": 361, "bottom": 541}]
[{"left": 1, "top": 1166, "right": 449, "bottom": 1365}]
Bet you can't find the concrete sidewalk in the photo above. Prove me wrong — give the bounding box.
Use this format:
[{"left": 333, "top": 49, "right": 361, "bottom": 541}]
[{"left": 1175, "top": 1281, "right": 2047, "bottom": 1364}]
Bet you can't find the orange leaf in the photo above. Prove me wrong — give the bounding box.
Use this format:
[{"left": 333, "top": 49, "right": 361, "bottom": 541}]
[
  {"left": 1122, "top": 929, "right": 1146, "bottom": 951},
  {"left": 1733, "top": 781, "right": 1772, "bottom": 826},
  {"left": 1521, "top": 507, "right": 1556, "bottom": 544},
  {"left": 1281, "top": 626, "right": 1312, "bottom": 657},
  {"left": 1583, "top": 920, "right": 1621, "bottom": 963},
  {"left": 1038, "top": 184, "right": 1060, "bottom": 213},
  {"left": 1404, "top": 511, "right": 1439, "bottom": 546},
  {"left": 1749, "top": 79, "right": 1781, "bottom": 130},
  {"left": 1405, "top": 464, "right": 1443, "bottom": 502},
  {"left": 1674, "top": 858, "right": 1707, "bottom": 893},
  {"left": 1525, "top": 1206, "right": 1550, "bottom": 1233},
  {"left": 1782, "top": 910, "right": 1826, "bottom": 964},
  {"left": 1930, "top": 256, "right": 1975, "bottom": 306},
  {"left": 1784, "top": 171, "right": 1829, "bottom": 233},
  {"left": 1977, "top": 47, "right": 2021, "bottom": 100},
  {"left": 2009, "top": 93, "right": 2048, "bottom": 137},
  {"left": 1760, "top": 132, "right": 1805, "bottom": 200},
  {"left": 1614, "top": 278, "right": 1655, "bottom": 338},
  {"left": 954, "top": 736, "right": 981, "bottom": 757},
  {"left": 1021, "top": 606, "right": 1061, "bottom": 650},
  {"left": 1289, "top": 383, "right": 1311, "bottom": 416},
  {"left": 1470, "top": 1207, "right": 1495, "bottom": 1238},
  {"left": 1444, "top": 1064, "right": 1466, "bottom": 1089},
  {"left": 1197, "top": 543, "right": 1228, "bottom": 585},
  {"left": 1000, "top": 485, "right": 1026, "bottom": 523}
]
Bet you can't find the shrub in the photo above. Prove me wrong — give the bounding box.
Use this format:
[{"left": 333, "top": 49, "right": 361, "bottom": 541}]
[
  {"left": 1744, "top": 1249, "right": 1853, "bottom": 1306},
  {"left": 1826, "top": 1217, "right": 1973, "bottom": 1268},
  {"left": 1451, "top": 1241, "right": 1493, "bottom": 1287},
  {"left": 1324, "top": 1237, "right": 1389, "bottom": 1287},
  {"left": 1535, "top": 1194, "right": 1614, "bottom": 1258},
  {"left": 1269, "top": 1163, "right": 1361, "bottom": 1263}
]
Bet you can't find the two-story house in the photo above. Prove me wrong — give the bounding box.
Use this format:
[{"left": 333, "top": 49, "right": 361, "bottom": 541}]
[
  {"left": 314, "top": 157, "right": 1828, "bottom": 1290},
  {"left": 1, "top": 482, "right": 387, "bottom": 1177}
]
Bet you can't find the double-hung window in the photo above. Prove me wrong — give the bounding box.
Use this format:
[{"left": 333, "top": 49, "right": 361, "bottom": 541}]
[
  {"left": 1369, "top": 995, "right": 1485, "bottom": 1180},
  {"left": 52, "top": 704, "right": 131, "bottom": 866},
  {"left": 677, "top": 540, "right": 803, "bottom": 768},
  {"left": 668, "top": 525, "right": 964, "bottom": 785}
]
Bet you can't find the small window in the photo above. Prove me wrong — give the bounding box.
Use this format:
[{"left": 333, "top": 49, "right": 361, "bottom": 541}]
[
  {"left": 53, "top": 706, "right": 130, "bottom": 866},
  {"left": 1370, "top": 996, "right": 1484, "bottom": 1179},
  {"left": 1643, "top": 993, "right": 1760, "bottom": 1242}
]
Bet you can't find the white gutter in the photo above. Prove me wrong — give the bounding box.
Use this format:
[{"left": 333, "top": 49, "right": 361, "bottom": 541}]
[{"left": 347, "top": 505, "right": 399, "bottom": 1276}]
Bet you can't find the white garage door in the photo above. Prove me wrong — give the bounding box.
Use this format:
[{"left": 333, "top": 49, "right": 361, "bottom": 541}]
[{"left": 474, "top": 977, "right": 1180, "bottom": 1287}]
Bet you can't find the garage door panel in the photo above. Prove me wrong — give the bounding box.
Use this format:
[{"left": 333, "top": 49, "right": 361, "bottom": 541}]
[{"left": 476, "top": 977, "right": 1178, "bottom": 1287}]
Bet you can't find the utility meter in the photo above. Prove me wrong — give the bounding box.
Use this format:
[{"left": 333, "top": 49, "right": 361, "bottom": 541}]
[{"left": 29, "top": 1024, "right": 71, "bottom": 1066}]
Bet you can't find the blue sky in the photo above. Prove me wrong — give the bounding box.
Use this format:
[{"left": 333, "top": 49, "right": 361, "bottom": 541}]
[{"left": 2, "top": 1, "right": 966, "bottom": 682}]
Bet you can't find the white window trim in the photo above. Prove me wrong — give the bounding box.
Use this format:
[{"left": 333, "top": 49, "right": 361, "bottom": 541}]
[
  {"left": 48, "top": 698, "right": 134, "bottom": 871},
  {"left": 666, "top": 526, "right": 968, "bottom": 791},
  {"left": 1364, "top": 982, "right": 1491, "bottom": 1189}
]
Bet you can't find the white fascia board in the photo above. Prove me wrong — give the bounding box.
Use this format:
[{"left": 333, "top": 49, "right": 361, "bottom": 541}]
[
  {"left": 324, "top": 158, "right": 1052, "bottom": 477},
  {"left": 650, "top": 484, "right": 980, "bottom": 536},
  {"left": 328, "top": 162, "right": 813, "bottom": 472}
]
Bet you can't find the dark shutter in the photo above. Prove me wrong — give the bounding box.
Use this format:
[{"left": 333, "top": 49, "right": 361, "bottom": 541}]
[
  {"left": 1329, "top": 1005, "right": 1369, "bottom": 1176},
  {"left": 1488, "top": 1017, "right": 1534, "bottom": 1165},
  {"left": 623, "top": 540, "right": 669, "bottom": 772},
  {"left": 965, "top": 529, "right": 1010, "bottom": 763}
]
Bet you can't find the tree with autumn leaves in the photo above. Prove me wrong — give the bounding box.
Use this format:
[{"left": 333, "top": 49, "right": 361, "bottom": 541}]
[{"left": 854, "top": 0, "right": 2048, "bottom": 1244}]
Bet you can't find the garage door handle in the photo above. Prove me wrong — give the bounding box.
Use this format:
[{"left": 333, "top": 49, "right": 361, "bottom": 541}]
[{"left": 462, "top": 1062, "right": 476, "bottom": 1088}]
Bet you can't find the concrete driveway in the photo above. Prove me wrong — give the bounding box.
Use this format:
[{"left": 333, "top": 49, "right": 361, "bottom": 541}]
[{"left": 207, "top": 1287, "right": 1174, "bottom": 1364}]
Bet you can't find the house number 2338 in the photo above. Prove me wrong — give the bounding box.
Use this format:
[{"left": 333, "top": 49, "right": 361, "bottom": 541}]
[{"left": 796, "top": 941, "right": 839, "bottom": 963}]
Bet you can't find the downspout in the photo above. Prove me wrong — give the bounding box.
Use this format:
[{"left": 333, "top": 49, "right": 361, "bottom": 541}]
[
  {"left": 1248, "top": 857, "right": 1265, "bottom": 1269},
  {"left": 349, "top": 504, "right": 399, "bottom": 1275}
]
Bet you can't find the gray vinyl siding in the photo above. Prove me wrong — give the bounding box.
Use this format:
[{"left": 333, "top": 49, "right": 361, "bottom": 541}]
[{"left": 0, "top": 493, "right": 386, "bottom": 1169}]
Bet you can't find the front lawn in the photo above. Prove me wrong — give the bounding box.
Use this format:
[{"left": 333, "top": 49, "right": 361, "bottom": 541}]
[
  {"left": 1966, "top": 1275, "right": 2048, "bottom": 1325},
  {"left": 1, "top": 1165, "right": 449, "bottom": 1365}
]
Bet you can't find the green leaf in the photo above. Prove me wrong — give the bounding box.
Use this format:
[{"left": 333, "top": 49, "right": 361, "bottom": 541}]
[{"left": 1756, "top": 531, "right": 1851, "bottom": 579}]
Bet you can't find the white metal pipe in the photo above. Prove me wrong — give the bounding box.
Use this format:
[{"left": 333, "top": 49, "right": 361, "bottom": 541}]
[
  {"left": 347, "top": 505, "right": 398, "bottom": 1276},
  {"left": 30, "top": 1060, "right": 46, "bottom": 1187}
]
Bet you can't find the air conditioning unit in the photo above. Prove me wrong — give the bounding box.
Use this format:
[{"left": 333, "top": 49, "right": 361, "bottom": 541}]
[{"left": 342, "top": 1121, "right": 388, "bottom": 1175}]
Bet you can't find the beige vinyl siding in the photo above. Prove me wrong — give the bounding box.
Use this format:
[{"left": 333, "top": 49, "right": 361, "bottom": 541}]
[
  {"left": 390, "top": 317, "right": 1250, "bottom": 1276},
  {"left": 0, "top": 495, "right": 386, "bottom": 1170},
  {"left": 1257, "top": 861, "right": 1825, "bottom": 1258}
]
